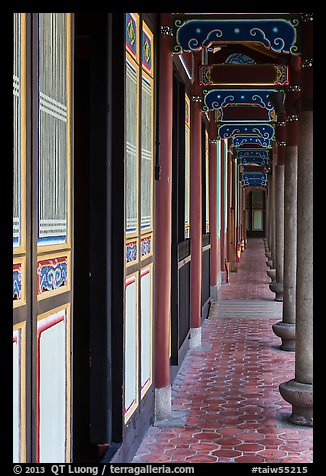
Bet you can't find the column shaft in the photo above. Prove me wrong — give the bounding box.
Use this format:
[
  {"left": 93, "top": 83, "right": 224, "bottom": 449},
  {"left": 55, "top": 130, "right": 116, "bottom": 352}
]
[
  {"left": 266, "top": 164, "right": 276, "bottom": 281},
  {"left": 279, "top": 15, "right": 313, "bottom": 425},
  {"left": 295, "top": 110, "right": 313, "bottom": 383},
  {"left": 190, "top": 96, "right": 202, "bottom": 348},
  {"left": 272, "top": 145, "right": 298, "bottom": 350},
  {"left": 154, "top": 15, "right": 173, "bottom": 420},
  {"left": 271, "top": 160, "right": 276, "bottom": 266},
  {"left": 279, "top": 110, "right": 313, "bottom": 426},
  {"left": 209, "top": 137, "right": 218, "bottom": 298},
  {"left": 265, "top": 186, "right": 269, "bottom": 245},
  {"left": 269, "top": 162, "right": 284, "bottom": 300}
]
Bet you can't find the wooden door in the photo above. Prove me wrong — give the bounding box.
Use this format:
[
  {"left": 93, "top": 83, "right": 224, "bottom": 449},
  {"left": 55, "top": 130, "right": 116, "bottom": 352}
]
[
  {"left": 13, "top": 13, "right": 73, "bottom": 463},
  {"left": 123, "top": 13, "right": 155, "bottom": 434}
]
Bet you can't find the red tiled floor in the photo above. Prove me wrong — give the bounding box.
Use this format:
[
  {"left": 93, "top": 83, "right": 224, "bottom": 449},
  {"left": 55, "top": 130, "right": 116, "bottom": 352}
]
[
  {"left": 218, "top": 238, "right": 275, "bottom": 300},
  {"left": 132, "top": 238, "right": 313, "bottom": 464}
]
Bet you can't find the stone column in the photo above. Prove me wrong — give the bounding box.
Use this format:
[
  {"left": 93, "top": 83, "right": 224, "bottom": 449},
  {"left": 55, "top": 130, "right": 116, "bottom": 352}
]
[
  {"left": 265, "top": 184, "right": 270, "bottom": 249},
  {"left": 279, "top": 13, "right": 313, "bottom": 426},
  {"left": 266, "top": 174, "right": 273, "bottom": 256},
  {"left": 154, "top": 14, "right": 173, "bottom": 421},
  {"left": 189, "top": 53, "right": 203, "bottom": 349},
  {"left": 272, "top": 161, "right": 276, "bottom": 268},
  {"left": 269, "top": 177, "right": 273, "bottom": 255},
  {"left": 272, "top": 61, "right": 300, "bottom": 351},
  {"left": 265, "top": 180, "right": 272, "bottom": 257},
  {"left": 270, "top": 165, "right": 276, "bottom": 263},
  {"left": 269, "top": 116, "right": 286, "bottom": 301},
  {"left": 267, "top": 152, "right": 276, "bottom": 282},
  {"left": 272, "top": 143, "right": 298, "bottom": 349},
  {"left": 269, "top": 161, "right": 284, "bottom": 301},
  {"left": 243, "top": 188, "right": 247, "bottom": 248}
]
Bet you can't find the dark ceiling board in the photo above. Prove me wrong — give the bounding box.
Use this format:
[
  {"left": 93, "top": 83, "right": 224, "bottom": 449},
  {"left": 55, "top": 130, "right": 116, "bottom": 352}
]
[{"left": 200, "top": 64, "right": 288, "bottom": 87}]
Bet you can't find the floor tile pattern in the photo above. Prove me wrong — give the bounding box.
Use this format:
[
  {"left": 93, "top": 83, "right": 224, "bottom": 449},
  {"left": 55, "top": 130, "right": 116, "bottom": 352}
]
[{"left": 132, "top": 239, "right": 313, "bottom": 463}]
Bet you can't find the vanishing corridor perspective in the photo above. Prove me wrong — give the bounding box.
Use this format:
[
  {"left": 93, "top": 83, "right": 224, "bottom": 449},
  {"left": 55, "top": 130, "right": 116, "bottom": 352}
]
[
  {"left": 132, "top": 239, "right": 313, "bottom": 463},
  {"left": 13, "top": 12, "right": 313, "bottom": 464}
]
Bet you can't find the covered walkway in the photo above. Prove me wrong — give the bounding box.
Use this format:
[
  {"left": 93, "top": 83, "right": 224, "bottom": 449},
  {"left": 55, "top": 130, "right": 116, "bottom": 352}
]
[
  {"left": 12, "top": 13, "right": 313, "bottom": 464},
  {"left": 132, "top": 239, "right": 313, "bottom": 463}
]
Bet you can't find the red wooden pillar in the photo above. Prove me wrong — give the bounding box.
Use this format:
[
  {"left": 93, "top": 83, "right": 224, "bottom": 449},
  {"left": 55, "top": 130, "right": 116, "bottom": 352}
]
[
  {"left": 220, "top": 140, "right": 226, "bottom": 278},
  {"left": 229, "top": 149, "right": 236, "bottom": 272},
  {"left": 154, "top": 13, "right": 173, "bottom": 420},
  {"left": 189, "top": 53, "right": 202, "bottom": 349},
  {"left": 208, "top": 115, "right": 218, "bottom": 298}
]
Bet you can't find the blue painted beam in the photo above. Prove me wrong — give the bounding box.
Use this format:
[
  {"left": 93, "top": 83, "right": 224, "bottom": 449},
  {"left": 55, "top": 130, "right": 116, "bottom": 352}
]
[
  {"left": 236, "top": 149, "right": 269, "bottom": 160},
  {"left": 173, "top": 18, "right": 300, "bottom": 54},
  {"left": 218, "top": 123, "right": 275, "bottom": 138},
  {"left": 203, "top": 89, "right": 277, "bottom": 112}
]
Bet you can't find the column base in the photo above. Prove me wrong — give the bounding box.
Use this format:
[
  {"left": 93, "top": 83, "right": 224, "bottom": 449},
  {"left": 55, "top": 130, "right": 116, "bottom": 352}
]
[
  {"left": 267, "top": 268, "right": 276, "bottom": 281},
  {"left": 272, "top": 321, "right": 295, "bottom": 351},
  {"left": 279, "top": 379, "right": 313, "bottom": 427},
  {"left": 220, "top": 271, "right": 226, "bottom": 285},
  {"left": 189, "top": 327, "right": 202, "bottom": 350},
  {"left": 266, "top": 259, "right": 273, "bottom": 268},
  {"left": 269, "top": 281, "right": 283, "bottom": 301},
  {"left": 210, "top": 284, "right": 219, "bottom": 300},
  {"left": 154, "top": 385, "right": 172, "bottom": 422}
]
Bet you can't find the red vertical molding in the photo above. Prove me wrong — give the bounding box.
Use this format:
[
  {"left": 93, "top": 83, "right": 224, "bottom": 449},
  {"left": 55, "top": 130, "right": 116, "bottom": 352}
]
[
  {"left": 154, "top": 13, "right": 173, "bottom": 390},
  {"left": 220, "top": 141, "right": 225, "bottom": 270},
  {"left": 229, "top": 150, "right": 235, "bottom": 271},
  {"left": 208, "top": 115, "right": 218, "bottom": 288},
  {"left": 190, "top": 53, "right": 202, "bottom": 330},
  {"left": 225, "top": 141, "right": 230, "bottom": 262},
  {"left": 227, "top": 146, "right": 232, "bottom": 263},
  {"left": 243, "top": 188, "right": 247, "bottom": 247}
]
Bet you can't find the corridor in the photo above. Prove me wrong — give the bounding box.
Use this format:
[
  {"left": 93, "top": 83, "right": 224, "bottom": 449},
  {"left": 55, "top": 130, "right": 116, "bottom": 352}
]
[
  {"left": 132, "top": 239, "right": 313, "bottom": 464},
  {"left": 12, "top": 13, "right": 313, "bottom": 464}
]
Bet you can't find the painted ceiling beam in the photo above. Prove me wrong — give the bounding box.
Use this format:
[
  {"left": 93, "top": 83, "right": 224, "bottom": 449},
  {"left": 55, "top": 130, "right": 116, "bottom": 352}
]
[
  {"left": 233, "top": 136, "right": 273, "bottom": 148},
  {"left": 218, "top": 123, "right": 275, "bottom": 139},
  {"left": 203, "top": 89, "right": 280, "bottom": 122},
  {"left": 236, "top": 148, "right": 270, "bottom": 160},
  {"left": 242, "top": 184, "right": 267, "bottom": 189},
  {"left": 242, "top": 172, "right": 267, "bottom": 179},
  {"left": 236, "top": 148, "right": 270, "bottom": 165},
  {"left": 173, "top": 17, "right": 301, "bottom": 55},
  {"left": 200, "top": 63, "right": 289, "bottom": 86},
  {"left": 242, "top": 181, "right": 267, "bottom": 186},
  {"left": 176, "top": 14, "right": 298, "bottom": 19},
  {"left": 242, "top": 183, "right": 267, "bottom": 187},
  {"left": 218, "top": 123, "right": 275, "bottom": 148},
  {"left": 241, "top": 171, "right": 268, "bottom": 187},
  {"left": 217, "top": 124, "right": 275, "bottom": 149},
  {"left": 239, "top": 156, "right": 269, "bottom": 166}
]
